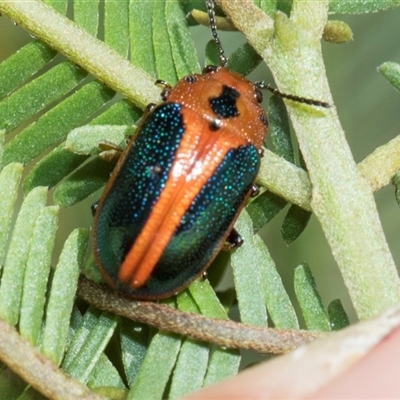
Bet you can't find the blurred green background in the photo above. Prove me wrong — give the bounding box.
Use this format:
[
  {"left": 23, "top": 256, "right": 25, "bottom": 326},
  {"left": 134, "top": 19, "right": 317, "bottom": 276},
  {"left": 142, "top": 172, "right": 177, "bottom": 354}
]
[{"left": 1, "top": 6, "right": 400, "bottom": 322}]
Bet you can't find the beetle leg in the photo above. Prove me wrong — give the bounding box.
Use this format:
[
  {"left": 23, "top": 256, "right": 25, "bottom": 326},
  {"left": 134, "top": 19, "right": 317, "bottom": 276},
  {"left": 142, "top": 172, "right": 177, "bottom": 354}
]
[
  {"left": 223, "top": 228, "right": 243, "bottom": 251},
  {"left": 91, "top": 201, "right": 99, "bottom": 217}
]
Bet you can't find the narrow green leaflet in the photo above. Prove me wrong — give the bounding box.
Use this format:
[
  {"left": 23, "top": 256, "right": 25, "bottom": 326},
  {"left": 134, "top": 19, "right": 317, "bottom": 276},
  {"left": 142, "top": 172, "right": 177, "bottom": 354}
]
[
  {"left": 23, "top": 100, "right": 141, "bottom": 194},
  {"left": 259, "top": 0, "right": 278, "bottom": 17},
  {"left": 44, "top": 0, "right": 68, "bottom": 15},
  {"left": 378, "top": 62, "right": 400, "bottom": 92},
  {"left": 0, "top": 62, "right": 87, "bottom": 134},
  {"left": 231, "top": 210, "right": 268, "bottom": 326},
  {"left": 0, "top": 368, "right": 27, "bottom": 399},
  {"left": 226, "top": 43, "right": 262, "bottom": 77},
  {"left": 0, "top": 130, "right": 4, "bottom": 164},
  {"left": 23, "top": 144, "right": 89, "bottom": 194},
  {"left": 65, "top": 125, "right": 132, "bottom": 155},
  {"left": 189, "top": 280, "right": 241, "bottom": 386},
  {"left": 120, "top": 319, "right": 150, "bottom": 387},
  {"left": 281, "top": 204, "right": 312, "bottom": 244},
  {"left": 329, "top": 0, "right": 400, "bottom": 14},
  {"left": 258, "top": 245, "right": 299, "bottom": 329},
  {"left": 0, "top": 41, "right": 56, "bottom": 100},
  {"left": 328, "top": 299, "right": 350, "bottom": 331},
  {"left": 153, "top": 0, "right": 178, "bottom": 83},
  {"left": 394, "top": 171, "right": 400, "bottom": 207},
  {"left": 129, "top": 1, "right": 156, "bottom": 78},
  {"left": 204, "top": 41, "right": 220, "bottom": 67},
  {"left": 41, "top": 228, "right": 89, "bottom": 365},
  {"left": 105, "top": 0, "right": 129, "bottom": 57},
  {"left": 169, "top": 291, "right": 209, "bottom": 398},
  {"left": 294, "top": 264, "right": 330, "bottom": 331},
  {"left": 64, "top": 312, "right": 118, "bottom": 384},
  {"left": 189, "top": 279, "right": 228, "bottom": 320},
  {"left": 19, "top": 206, "right": 59, "bottom": 346},
  {"left": 0, "top": 163, "right": 23, "bottom": 267},
  {"left": 74, "top": 0, "right": 99, "bottom": 36},
  {"left": 0, "top": 187, "right": 47, "bottom": 326},
  {"left": 165, "top": 0, "right": 201, "bottom": 78},
  {"left": 127, "top": 332, "right": 182, "bottom": 400},
  {"left": 247, "top": 190, "right": 287, "bottom": 233},
  {"left": 2, "top": 81, "right": 115, "bottom": 166},
  {"left": 62, "top": 307, "right": 102, "bottom": 371},
  {"left": 268, "top": 95, "right": 294, "bottom": 162},
  {"left": 87, "top": 353, "right": 126, "bottom": 391},
  {"left": 53, "top": 157, "right": 114, "bottom": 207}
]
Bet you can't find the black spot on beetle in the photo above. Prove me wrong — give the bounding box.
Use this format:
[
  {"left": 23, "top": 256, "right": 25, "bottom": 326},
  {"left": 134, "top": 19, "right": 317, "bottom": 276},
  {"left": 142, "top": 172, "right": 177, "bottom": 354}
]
[{"left": 209, "top": 85, "right": 240, "bottom": 119}]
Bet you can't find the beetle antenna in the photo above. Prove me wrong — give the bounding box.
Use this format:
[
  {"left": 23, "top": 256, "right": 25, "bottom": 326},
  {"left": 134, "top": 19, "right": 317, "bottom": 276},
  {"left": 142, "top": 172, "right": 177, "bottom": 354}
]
[
  {"left": 255, "top": 81, "right": 331, "bottom": 108},
  {"left": 206, "top": 0, "right": 228, "bottom": 67}
]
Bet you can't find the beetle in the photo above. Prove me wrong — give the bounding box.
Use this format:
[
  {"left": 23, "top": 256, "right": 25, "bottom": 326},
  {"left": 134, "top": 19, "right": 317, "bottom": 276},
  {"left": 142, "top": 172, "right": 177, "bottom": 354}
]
[{"left": 92, "top": 0, "right": 328, "bottom": 300}]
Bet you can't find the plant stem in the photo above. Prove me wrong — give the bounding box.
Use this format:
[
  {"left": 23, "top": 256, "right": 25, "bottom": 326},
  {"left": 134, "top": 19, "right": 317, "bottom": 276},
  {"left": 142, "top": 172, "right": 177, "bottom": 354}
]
[
  {"left": 77, "top": 276, "right": 326, "bottom": 355},
  {"left": 0, "top": 0, "right": 160, "bottom": 109},
  {"left": 0, "top": 318, "right": 104, "bottom": 400},
  {"left": 258, "top": 134, "right": 400, "bottom": 211},
  {"left": 218, "top": 0, "right": 400, "bottom": 319}
]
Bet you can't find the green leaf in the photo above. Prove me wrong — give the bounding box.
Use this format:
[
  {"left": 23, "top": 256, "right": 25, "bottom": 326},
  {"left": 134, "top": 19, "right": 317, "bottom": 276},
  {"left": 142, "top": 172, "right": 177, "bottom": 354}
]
[
  {"left": 88, "top": 353, "right": 126, "bottom": 390},
  {"left": 378, "top": 62, "right": 400, "bottom": 92},
  {"left": 166, "top": 0, "right": 201, "bottom": 77},
  {"left": 2, "top": 81, "right": 115, "bottom": 167},
  {"left": 0, "top": 163, "right": 23, "bottom": 266},
  {"left": 268, "top": 95, "right": 294, "bottom": 162},
  {"left": 65, "top": 125, "right": 132, "bottom": 155},
  {"left": 0, "top": 62, "right": 87, "bottom": 134},
  {"left": 53, "top": 157, "right": 114, "bottom": 207},
  {"left": 41, "top": 228, "right": 89, "bottom": 365},
  {"left": 0, "top": 41, "right": 56, "bottom": 100},
  {"left": 329, "top": 0, "right": 400, "bottom": 14},
  {"left": 0, "top": 130, "right": 4, "bottom": 163},
  {"left": 0, "top": 186, "right": 47, "bottom": 326},
  {"left": 152, "top": 0, "right": 178, "bottom": 83},
  {"left": 226, "top": 43, "right": 262, "bottom": 77},
  {"left": 189, "top": 279, "right": 228, "bottom": 320},
  {"left": 120, "top": 319, "right": 150, "bottom": 386},
  {"left": 247, "top": 190, "right": 287, "bottom": 233},
  {"left": 231, "top": 210, "right": 268, "bottom": 326},
  {"left": 44, "top": 0, "right": 68, "bottom": 15},
  {"left": 254, "top": 0, "right": 277, "bottom": 18},
  {"left": 129, "top": 1, "right": 156, "bottom": 78},
  {"left": 281, "top": 204, "right": 312, "bottom": 244},
  {"left": 328, "top": 299, "right": 350, "bottom": 331},
  {"left": 105, "top": 0, "right": 129, "bottom": 57},
  {"left": 23, "top": 100, "right": 141, "bottom": 193},
  {"left": 127, "top": 332, "right": 181, "bottom": 400},
  {"left": 64, "top": 312, "right": 118, "bottom": 384},
  {"left": 189, "top": 280, "right": 241, "bottom": 385},
  {"left": 393, "top": 171, "right": 400, "bottom": 207},
  {"left": 74, "top": 0, "right": 99, "bottom": 36},
  {"left": 294, "top": 264, "right": 330, "bottom": 331},
  {"left": 62, "top": 307, "right": 102, "bottom": 371},
  {"left": 259, "top": 246, "right": 299, "bottom": 329},
  {"left": 0, "top": 368, "right": 28, "bottom": 399},
  {"left": 169, "top": 291, "right": 209, "bottom": 398},
  {"left": 205, "top": 41, "right": 220, "bottom": 67},
  {"left": 23, "top": 144, "right": 89, "bottom": 194},
  {"left": 19, "top": 206, "right": 59, "bottom": 346}
]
